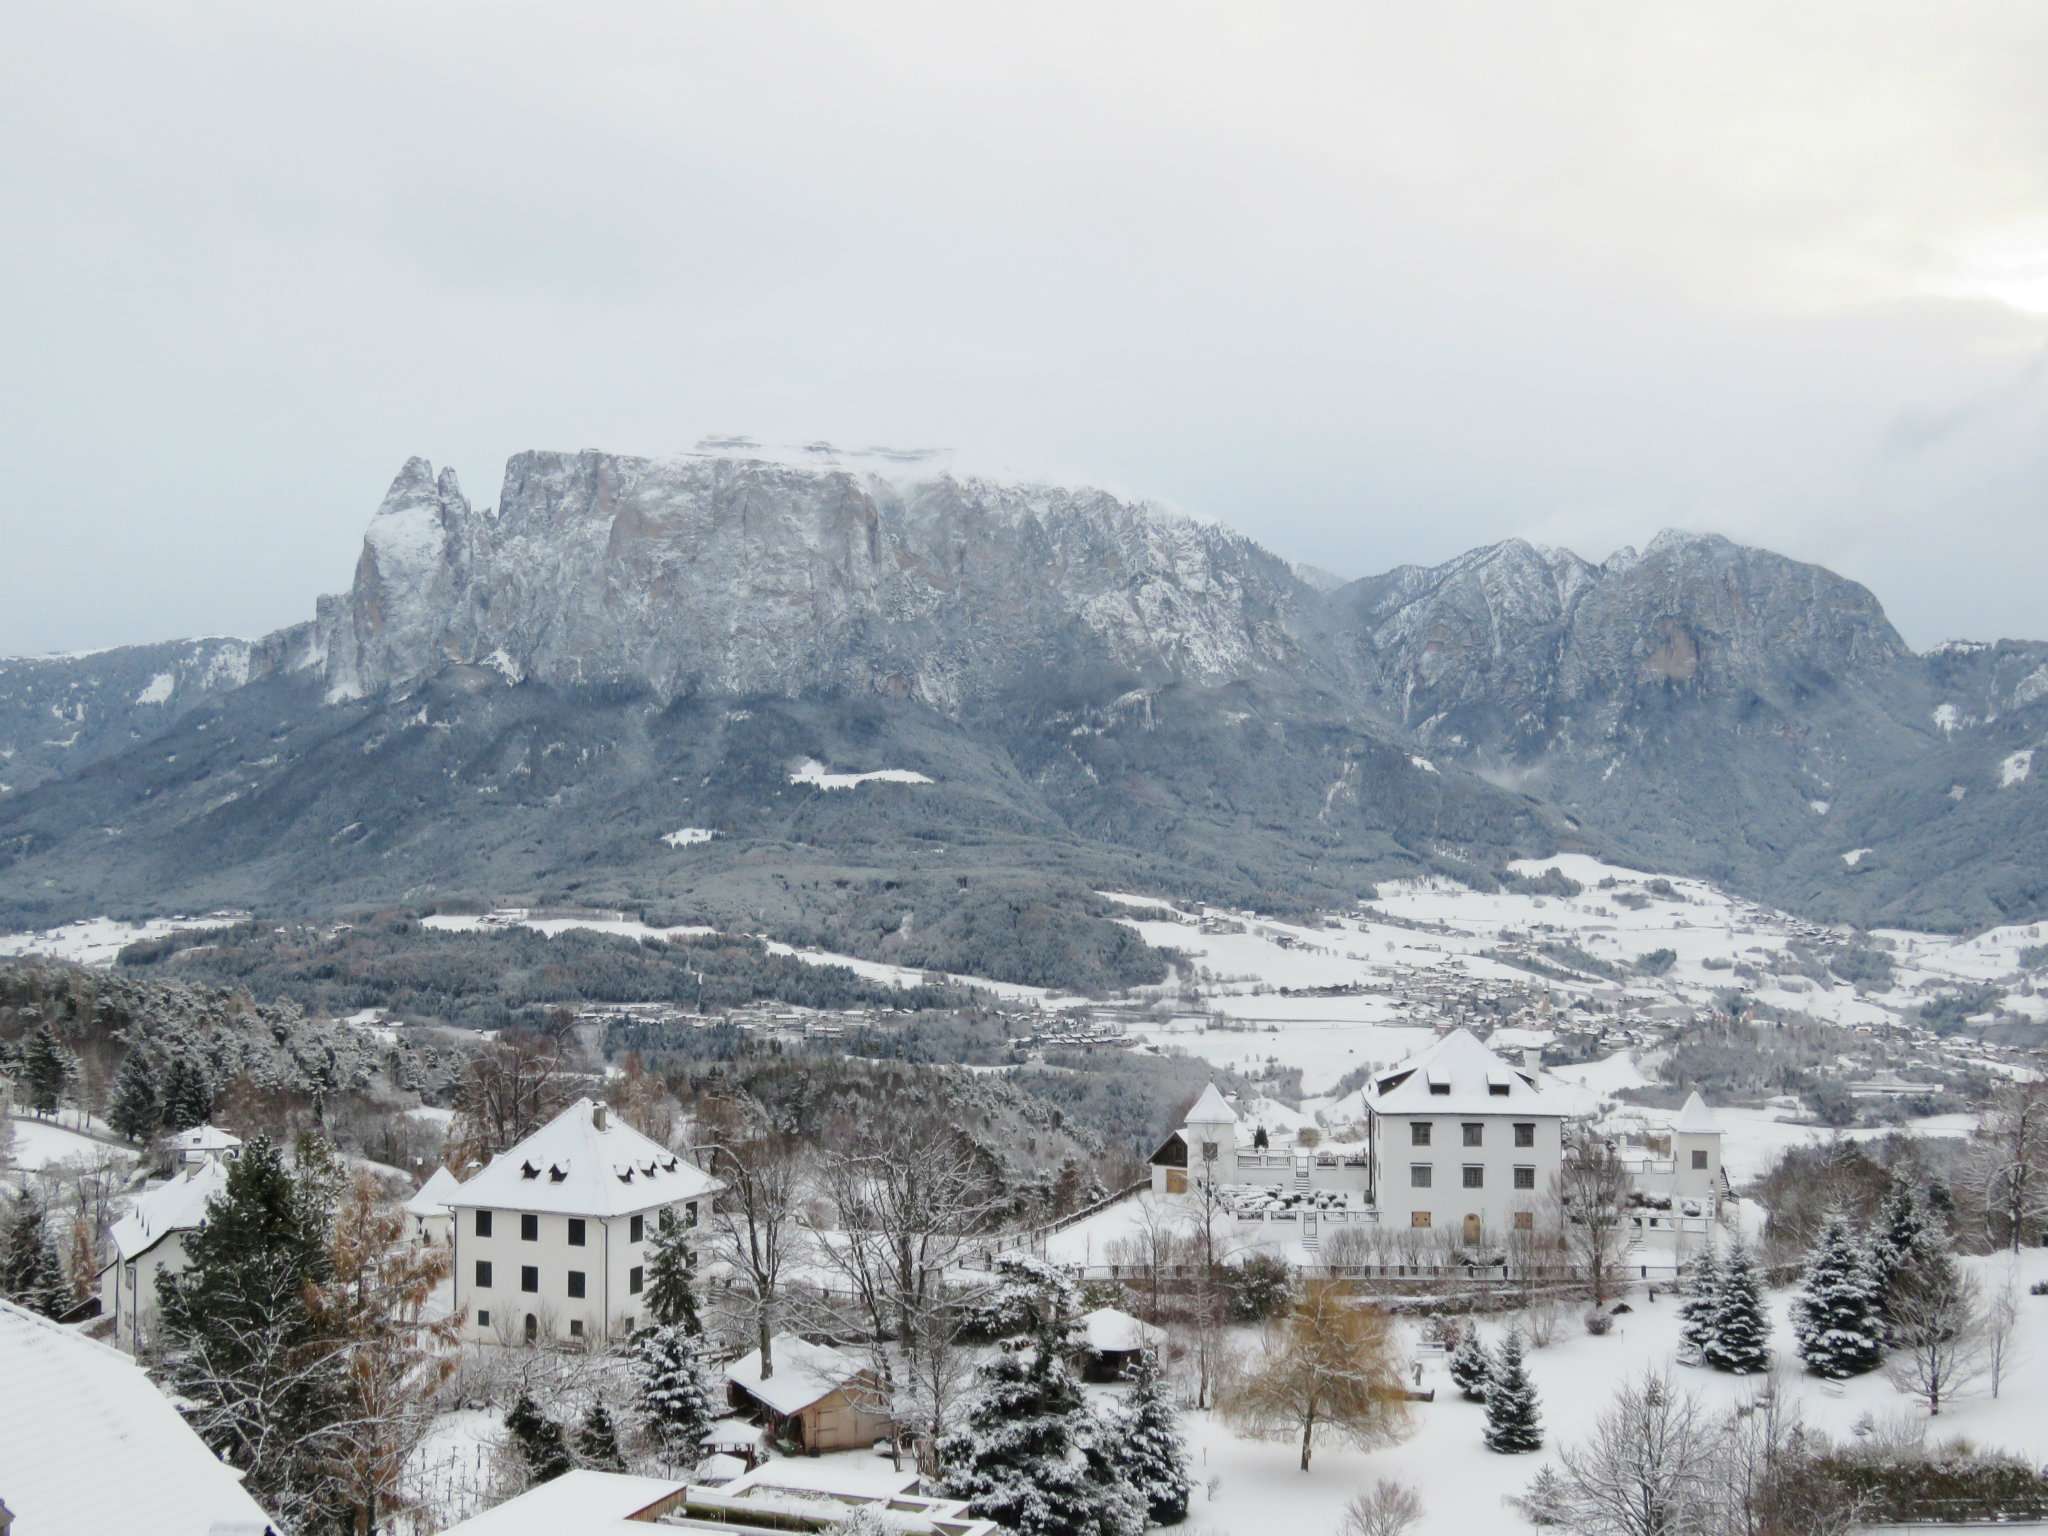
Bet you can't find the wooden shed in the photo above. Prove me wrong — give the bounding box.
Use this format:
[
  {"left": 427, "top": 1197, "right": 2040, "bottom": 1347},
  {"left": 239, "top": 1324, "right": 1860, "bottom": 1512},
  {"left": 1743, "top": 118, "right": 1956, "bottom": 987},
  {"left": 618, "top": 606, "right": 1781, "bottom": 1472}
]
[{"left": 723, "top": 1334, "right": 895, "bottom": 1455}]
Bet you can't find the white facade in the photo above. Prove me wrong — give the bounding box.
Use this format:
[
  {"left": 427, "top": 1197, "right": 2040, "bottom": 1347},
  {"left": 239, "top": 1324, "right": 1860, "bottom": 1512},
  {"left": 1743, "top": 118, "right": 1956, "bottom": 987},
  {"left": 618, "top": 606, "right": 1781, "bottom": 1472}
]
[
  {"left": 95, "top": 1155, "right": 229, "bottom": 1352},
  {"left": 445, "top": 1098, "right": 721, "bottom": 1346}
]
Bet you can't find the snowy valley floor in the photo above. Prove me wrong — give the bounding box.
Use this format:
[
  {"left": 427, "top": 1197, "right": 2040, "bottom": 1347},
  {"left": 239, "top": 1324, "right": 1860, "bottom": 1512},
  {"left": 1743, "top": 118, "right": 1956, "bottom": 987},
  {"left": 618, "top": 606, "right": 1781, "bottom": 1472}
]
[{"left": 1170, "top": 1246, "right": 2048, "bottom": 1536}]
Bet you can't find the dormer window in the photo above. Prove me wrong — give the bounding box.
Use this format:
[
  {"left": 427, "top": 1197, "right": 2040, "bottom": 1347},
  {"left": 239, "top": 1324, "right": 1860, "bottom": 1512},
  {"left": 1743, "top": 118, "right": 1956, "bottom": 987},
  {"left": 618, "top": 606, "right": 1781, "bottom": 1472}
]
[
  {"left": 1488, "top": 1083, "right": 1510, "bottom": 1097},
  {"left": 1428, "top": 1083, "right": 1450, "bottom": 1096},
  {"left": 662, "top": 1157, "right": 679, "bottom": 1173},
  {"left": 616, "top": 1165, "right": 635, "bottom": 1183},
  {"left": 519, "top": 1161, "right": 540, "bottom": 1180},
  {"left": 548, "top": 1164, "right": 568, "bottom": 1183}
]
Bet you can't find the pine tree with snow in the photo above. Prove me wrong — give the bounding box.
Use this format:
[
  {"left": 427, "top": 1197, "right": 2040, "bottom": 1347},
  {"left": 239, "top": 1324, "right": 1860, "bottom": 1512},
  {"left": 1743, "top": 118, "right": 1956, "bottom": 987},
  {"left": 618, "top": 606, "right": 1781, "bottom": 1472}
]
[
  {"left": 1516, "top": 1464, "right": 1572, "bottom": 1527},
  {"left": 630, "top": 1322, "right": 715, "bottom": 1473},
  {"left": 1791, "top": 1209, "right": 1883, "bottom": 1379},
  {"left": 644, "top": 1207, "right": 704, "bottom": 1336},
  {"left": 109, "top": 1051, "right": 161, "bottom": 1144},
  {"left": 1, "top": 1193, "right": 72, "bottom": 1317},
  {"left": 1482, "top": 1327, "right": 1542, "bottom": 1453},
  {"left": 506, "top": 1392, "right": 574, "bottom": 1484},
  {"left": 160, "top": 1055, "right": 214, "bottom": 1133},
  {"left": 1704, "top": 1242, "right": 1770, "bottom": 1375},
  {"left": 1867, "top": 1175, "right": 1944, "bottom": 1340},
  {"left": 577, "top": 1402, "right": 625, "bottom": 1470},
  {"left": 939, "top": 1323, "right": 1145, "bottom": 1536},
  {"left": 1449, "top": 1325, "right": 1495, "bottom": 1401},
  {"left": 20, "top": 1026, "right": 70, "bottom": 1116},
  {"left": 1676, "top": 1241, "right": 1721, "bottom": 1366},
  {"left": 1112, "top": 1348, "right": 1190, "bottom": 1526}
]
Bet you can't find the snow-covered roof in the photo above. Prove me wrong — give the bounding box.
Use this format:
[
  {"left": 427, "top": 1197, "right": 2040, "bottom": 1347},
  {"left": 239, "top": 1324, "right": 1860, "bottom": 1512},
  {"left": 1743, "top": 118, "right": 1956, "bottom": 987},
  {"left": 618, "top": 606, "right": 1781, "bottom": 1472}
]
[
  {"left": 443, "top": 1098, "right": 721, "bottom": 1218},
  {"left": 1365, "top": 1028, "right": 1566, "bottom": 1117},
  {"left": 724, "top": 1333, "right": 872, "bottom": 1417},
  {"left": 1184, "top": 1082, "right": 1238, "bottom": 1125},
  {"left": 403, "top": 1164, "right": 463, "bottom": 1218},
  {"left": 171, "top": 1122, "right": 242, "bottom": 1154},
  {"left": 1077, "top": 1306, "right": 1166, "bottom": 1354},
  {"left": 105, "top": 1154, "right": 230, "bottom": 1263},
  {"left": 1674, "top": 1091, "right": 1720, "bottom": 1135},
  {"left": 0, "top": 1297, "right": 277, "bottom": 1535},
  {"left": 439, "top": 1470, "right": 684, "bottom": 1536}
]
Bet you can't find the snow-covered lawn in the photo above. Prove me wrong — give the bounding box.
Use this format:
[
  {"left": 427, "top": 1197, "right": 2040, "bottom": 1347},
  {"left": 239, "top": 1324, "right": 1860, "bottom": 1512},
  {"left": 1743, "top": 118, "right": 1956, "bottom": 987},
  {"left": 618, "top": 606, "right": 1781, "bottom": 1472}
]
[
  {"left": 1172, "top": 1246, "right": 2048, "bottom": 1536},
  {"left": 4, "top": 1116, "right": 133, "bottom": 1172},
  {"left": 0, "top": 913, "right": 243, "bottom": 967},
  {"left": 1131, "top": 1019, "right": 1433, "bottom": 1096}
]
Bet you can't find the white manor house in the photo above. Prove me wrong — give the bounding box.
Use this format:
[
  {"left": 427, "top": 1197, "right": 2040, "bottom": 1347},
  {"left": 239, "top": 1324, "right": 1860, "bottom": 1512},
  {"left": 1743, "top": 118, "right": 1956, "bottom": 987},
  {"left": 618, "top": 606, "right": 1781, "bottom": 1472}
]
[{"left": 1148, "top": 1028, "right": 1724, "bottom": 1256}]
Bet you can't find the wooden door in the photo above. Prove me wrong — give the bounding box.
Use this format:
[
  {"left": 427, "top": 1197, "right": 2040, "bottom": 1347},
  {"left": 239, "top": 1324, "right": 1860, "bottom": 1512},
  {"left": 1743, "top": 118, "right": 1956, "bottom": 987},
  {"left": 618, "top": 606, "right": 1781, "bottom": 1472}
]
[
  {"left": 1166, "top": 1170, "right": 1187, "bottom": 1194},
  {"left": 1462, "top": 1214, "right": 1481, "bottom": 1246}
]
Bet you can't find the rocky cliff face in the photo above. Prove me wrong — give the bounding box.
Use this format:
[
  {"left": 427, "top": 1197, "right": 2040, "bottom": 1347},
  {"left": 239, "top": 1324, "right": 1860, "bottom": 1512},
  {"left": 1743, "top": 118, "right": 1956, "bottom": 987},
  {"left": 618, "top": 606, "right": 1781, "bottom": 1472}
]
[
  {"left": 3, "top": 447, "right": 2043, "bottom": 937},
  {"left": 312, "top": 450, "right": 1321, "bottom": 712}
]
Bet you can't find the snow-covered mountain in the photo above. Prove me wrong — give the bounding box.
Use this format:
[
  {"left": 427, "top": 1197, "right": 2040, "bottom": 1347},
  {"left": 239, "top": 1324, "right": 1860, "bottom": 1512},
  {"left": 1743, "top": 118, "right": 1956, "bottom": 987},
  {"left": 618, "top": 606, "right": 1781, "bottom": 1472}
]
[{"left": 2, "top": 448, "right": 2043, "bottom": 942}]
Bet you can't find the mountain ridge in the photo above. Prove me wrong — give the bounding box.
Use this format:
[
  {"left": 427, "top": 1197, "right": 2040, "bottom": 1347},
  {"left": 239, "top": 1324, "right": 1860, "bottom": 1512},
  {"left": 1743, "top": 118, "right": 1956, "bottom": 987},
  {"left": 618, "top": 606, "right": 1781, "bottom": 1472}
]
[{"left": 2, "top": 448, "right": 2042, "bottom": 945}]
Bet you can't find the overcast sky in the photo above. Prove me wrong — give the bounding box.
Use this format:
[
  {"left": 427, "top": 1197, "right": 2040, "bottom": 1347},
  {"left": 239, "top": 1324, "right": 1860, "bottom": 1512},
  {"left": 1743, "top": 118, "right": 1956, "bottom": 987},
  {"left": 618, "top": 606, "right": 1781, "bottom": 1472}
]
[{"left": 3, "top": 1, "right": 2044, "bottom": 654}]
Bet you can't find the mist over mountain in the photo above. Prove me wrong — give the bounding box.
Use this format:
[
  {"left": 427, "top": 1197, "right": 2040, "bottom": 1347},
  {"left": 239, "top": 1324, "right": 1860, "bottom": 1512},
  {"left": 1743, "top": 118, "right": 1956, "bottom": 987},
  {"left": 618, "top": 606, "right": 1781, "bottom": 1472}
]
[{"left": 2, "top": 447, "right": 2042, "bottom": 970}]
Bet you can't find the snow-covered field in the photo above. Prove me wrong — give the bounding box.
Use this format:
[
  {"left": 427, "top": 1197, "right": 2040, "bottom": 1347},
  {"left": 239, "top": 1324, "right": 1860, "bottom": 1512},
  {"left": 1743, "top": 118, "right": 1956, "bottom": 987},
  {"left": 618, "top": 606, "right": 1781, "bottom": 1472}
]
[
  {"left": 0, "top": 912, "right": 244, "bottom": 967},
  {"left": 3, "top": 1115, "right": 132, "bottom": 1173},
  {"left": 1169, "top": 1244, "right": 2048, "bottom": 1536},
  {"left": 787, "top": 757, "right": 933, "bottom": 790}
]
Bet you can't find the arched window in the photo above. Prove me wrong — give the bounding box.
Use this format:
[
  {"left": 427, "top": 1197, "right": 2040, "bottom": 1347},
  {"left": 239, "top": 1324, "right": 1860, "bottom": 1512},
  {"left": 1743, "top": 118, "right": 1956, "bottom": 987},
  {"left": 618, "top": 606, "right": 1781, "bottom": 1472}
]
[{"left": 524, "top": 1313, "right": 538, "bottom": 1345}]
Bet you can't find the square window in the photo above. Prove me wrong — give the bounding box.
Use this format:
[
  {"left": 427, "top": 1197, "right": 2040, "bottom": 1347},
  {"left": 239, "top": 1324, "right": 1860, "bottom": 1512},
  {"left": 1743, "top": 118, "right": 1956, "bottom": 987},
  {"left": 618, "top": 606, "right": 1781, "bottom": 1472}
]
[
  {"left": 521, "top": 1213, "right": 538, "bottom": 1242},
  {"left": 629, "top": 1265, "right": 644, "bottom": 1295},
  {"left": 568, "top": 1271, "right": 585, "bottom": 1299},
  {"left": 630, "top": 1215, "right": 645, "bottom": 1244},
  {"left": 1411, "top": 1211, "right": 1432, "bottom": 1228},
  {"left": 1462, "top": 1123, "right": 1482, "bottom": 1147},
  {"left": 1514, "top": 1123, "right": 1535, "bottom": 1149},
  {"left": 477, "top": 1308, "right": 491, "bottom": 1327},
  {"left": 1691, "top": 1149, "right": 1708, "bottom": 1171},
  {"left": 1410, "top": 1164, "right": 1432, "bottom": 1189},
  {"left": 1200, "top": 1140, "right": 1220, "bottom": 1161},
  {"left": 475, "top": 1210, "right": 493, "bottom": 1238},
  {"left": 475, "top": 1260, "right": 492, "bottom": 1288},
  {"left": 1462, "top": 1166, "right": 1484, "bottom": 1189},
  {"left": 520, "top": 1266, "right": 538, "bottom": 1294},
  {"left": 1514, "top": 1166, "right": 1535, "bottom": 1190},
  {"left": 1411, "top": 1123, "right": 1432, "bottom": 1147},
  {"left": 623, "top": 1315, "right": 634, "bottom": 1334},
  {"left": 1513, "top": 1212, "right": 1533, "bottom": 1231},
  {"left": 569, "top": 1320, "right": 584, "bottom": 1339},
  {"left": 569, "top": 1217, "right": 586, "bottom": 1246}
]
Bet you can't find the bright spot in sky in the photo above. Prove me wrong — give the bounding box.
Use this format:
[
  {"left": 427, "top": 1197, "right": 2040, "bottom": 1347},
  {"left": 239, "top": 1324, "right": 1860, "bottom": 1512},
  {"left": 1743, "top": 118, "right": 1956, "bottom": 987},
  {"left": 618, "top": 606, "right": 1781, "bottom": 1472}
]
[{"left": 1937, "top": 224, "right": 2048, "bottom": 315}]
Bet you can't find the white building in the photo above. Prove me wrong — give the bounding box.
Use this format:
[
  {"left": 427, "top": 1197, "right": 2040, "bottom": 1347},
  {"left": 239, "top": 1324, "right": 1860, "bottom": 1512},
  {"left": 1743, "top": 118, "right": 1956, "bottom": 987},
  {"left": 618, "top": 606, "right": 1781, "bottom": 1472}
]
[
  {"left": 404, "top": 1165, "right": 462, "bottom": 1246},
  {"left": 0, "top": 1296, "right": 278, "bottom": 1534},
  {"left": 444, "top": 1098, "right": 721, "bottom": 1347},
  {"left": 1363, "top": 1028, "right": 1570, "bottom": 1245},
  {"left": 169, "top": 1123, "right": 243, "bottom": 1165},
  {"left": 96, "top": 1154, "right": 231, "bottom": 1353}
]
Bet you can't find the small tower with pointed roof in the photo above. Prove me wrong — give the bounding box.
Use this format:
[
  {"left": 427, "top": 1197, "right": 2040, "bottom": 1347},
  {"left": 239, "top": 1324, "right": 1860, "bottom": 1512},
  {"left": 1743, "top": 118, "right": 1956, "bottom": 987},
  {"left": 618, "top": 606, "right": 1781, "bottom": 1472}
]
[
  {"left": 1672, "top": 1090, "right": 1722, "bottom": 1210},
  {"left": 1183, "top": 1082, "right": 1240, "bottom": 1186}
]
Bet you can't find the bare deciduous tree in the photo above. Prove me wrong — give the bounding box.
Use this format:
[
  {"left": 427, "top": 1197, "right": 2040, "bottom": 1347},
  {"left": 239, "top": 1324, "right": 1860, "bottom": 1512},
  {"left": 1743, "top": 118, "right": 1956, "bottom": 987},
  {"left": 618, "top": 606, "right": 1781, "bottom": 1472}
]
[
  {"left": 1224, "top": 1280, "right": 1406, "bottom": 1472},
  {"left": 450, "top": 1035, "right": 575, "bottom": 1165},
  {"left": 1986, "top": 1261, "right": 2021, "bottom": 1399},
  {"left": 1886, "top": 1259, "right": 1988, "bottom": 1416},
  {"left": 1551, "top": 1127, "right": 1632, "bottom": 1306},
  {"left": 1340, "top": 1478, "right": 1425, "bottom": 1536},
  {"left": 700, "top": 1098, "right": 809, "bottom": 1380},
  {"left": 1970, "top": 1081, "right": 2048, "bottom": 1253},
  {"left": 1555, "top": 1369, "right": 1721, "bottom": 1536}
]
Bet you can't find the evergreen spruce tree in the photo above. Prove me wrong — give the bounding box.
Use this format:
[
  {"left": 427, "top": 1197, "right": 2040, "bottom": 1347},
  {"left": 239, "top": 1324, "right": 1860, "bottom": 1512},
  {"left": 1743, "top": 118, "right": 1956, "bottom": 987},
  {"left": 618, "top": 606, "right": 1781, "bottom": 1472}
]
[
  {"left": 940, "top": 1323, "right": 1145, "bottom": 1536},
  {"left": 644, "top": 1208, "right": 704, "bottom": 1335},
  {"left": 1482, "top": 1327, "right": 1543, "bottom": 1453},
  {"left": 21, "top": 1026, "right": 70, "bottom": 1115},
  {"left": 1704, "top": 1243, "right": 1771, "bottom": 1375},
  {"left": 154, "top": 1136, "right": 344, "bottom": 1524},
  {"left": 630, "top": 1321, "right": 716, "bottom": 1472},
  {"left": 1676, "top": 1242, "right": 1721, "bottom": 1366},
  {"left": 1112, "top": 1349, "right": 1191, "bottom": 1526},
  {"left": 1449, "top": 1325, "right": 1495, "bottom": 1401},
  {"left": 1, "top": 1193, "right": 72, "bottom": 1317},
  {"left": 1791, "top": 1209, "right": 1883, "bottom": 1379},
  {"left": 1867, "top": 1176, "right": 1942, "bottom": 1340},
  {"left": 505, "top": 1393, "right": 574, "bottom": 1484},
  {"left": 577, "top": 1402, "right": 625, "bottom": 1471},
  {"left": 109, "top": 1051, "right": 161, "bottom": 1144},
  {"left": 160, "top": 1056, "right": 213, "bottom": 1133}
]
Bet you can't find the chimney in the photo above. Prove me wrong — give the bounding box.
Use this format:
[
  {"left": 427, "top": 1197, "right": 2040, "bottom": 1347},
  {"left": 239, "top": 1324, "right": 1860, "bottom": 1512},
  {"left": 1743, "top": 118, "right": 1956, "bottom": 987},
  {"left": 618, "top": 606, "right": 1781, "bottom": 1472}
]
[{"left": 592, "top": 1102, "right": 608, "bottom": 1131}]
